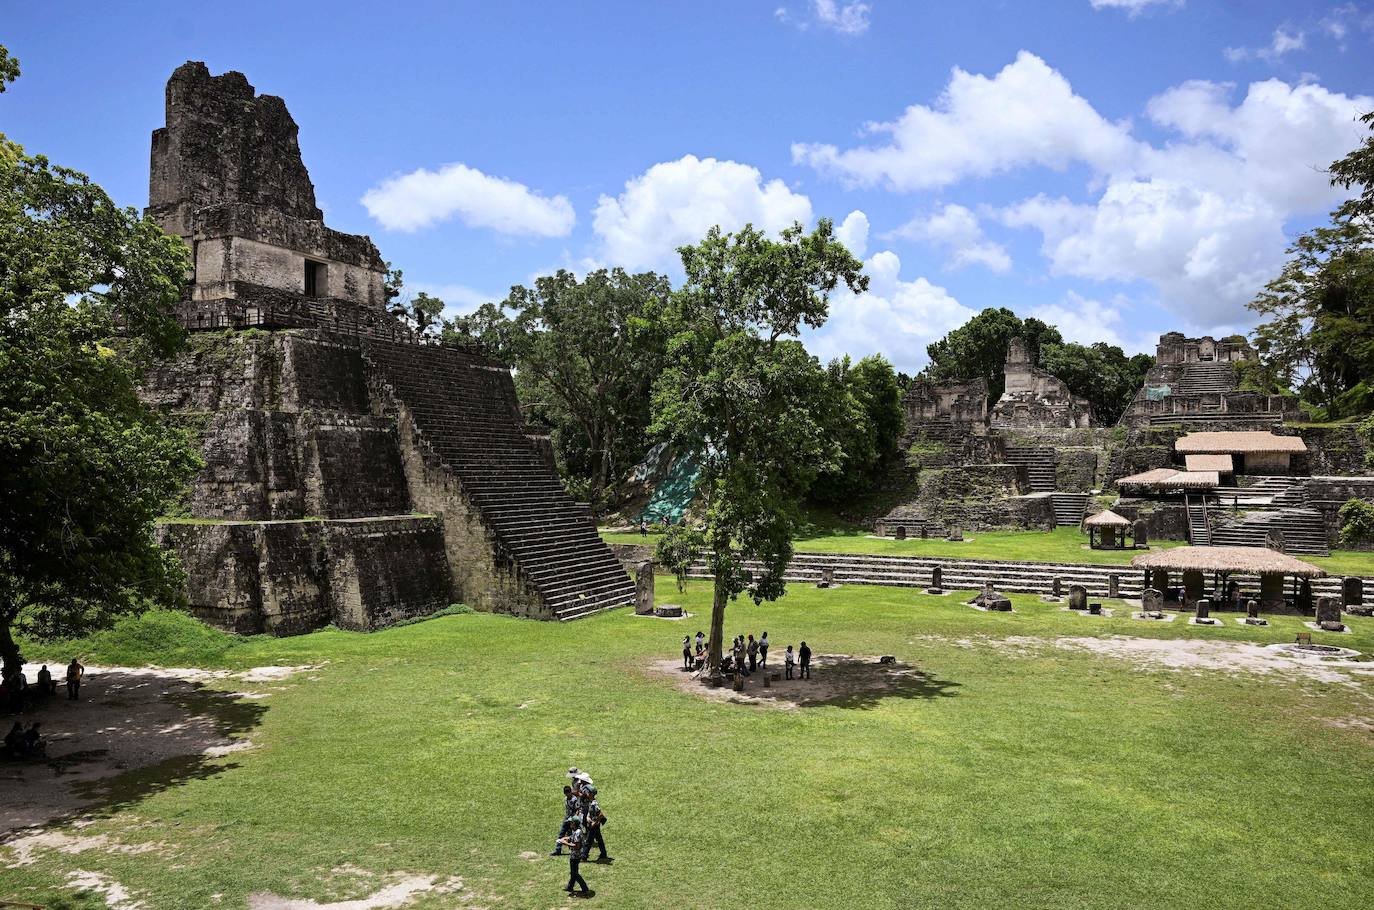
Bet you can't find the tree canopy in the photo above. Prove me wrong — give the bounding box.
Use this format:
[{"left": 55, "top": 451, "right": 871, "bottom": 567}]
[
  {"left": 445, "top": 268, "right": 672, "bottom": 510},
  {"left": 0, "top": 61, "right": 200, "bottom": 674},
  {"left": 652, "top": 219, "right": 866, "bottom": 676},
  {"left": 809, "top": 354, "right": 904, "bottom": 506},
  {"left": 1248, "top": 112, "right": 1374, "bottom": 419}
]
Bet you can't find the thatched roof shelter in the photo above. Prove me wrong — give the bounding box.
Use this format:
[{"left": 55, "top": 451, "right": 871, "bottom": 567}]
[
  {"left": 1083, "top": 509, "right": 1131, "bottom": 528},
  {"left": 1175, "top": 431, "right": 1306, "bottom": 454},
  {"left": 1131, "top": 546, "right": 1325, "bottom": 578},
  {"left": 1184, "top": 453, "right": 1234, "bottom": 473},
  {"left": 1117, "top": 468, "right": 1219, "bottom": 490}
]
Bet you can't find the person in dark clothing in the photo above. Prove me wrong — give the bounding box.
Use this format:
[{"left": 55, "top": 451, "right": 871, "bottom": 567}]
[
  {"left": 559, "top": 818, "right": 592, "bottom": 895},
  {"left": 681, "top": 635, "right": 693, "bottom": 670},
  {"left": 21, "top": 722, "right": 43, "bottom": 757},
  {"left": 638, "top": 518, "right": 649, "bottom": 538},
  {"left": 799, "top": 641, "right": 812, "bottom": 679},
  {"left": 747, "top": 635, "right": 758, "bottom": 673},
  {"left": 7, "top": 671, "right": 26, "bottom": 713},
  {"left": 552, "top": 785, "right": 581, "bottom": 856},
  {"left": 4, "top": 721, "right": 22, "bottom": 756},
  {"left": 759, "top": 632, "right": 769, "bottom": 667},
  {"left": 36, "top": 665, "right": 55, "bottom": 697},
  {"left": 580, "top": 786, "right": 609, "bottom": 862},
  {"left": 66, "top": 659, "right": 84, "bottom": 701}
]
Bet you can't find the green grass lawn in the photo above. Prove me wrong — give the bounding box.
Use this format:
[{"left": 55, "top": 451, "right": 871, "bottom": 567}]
[
  {"left": 5, "top": 584, "right": 1373, "bottom": 909},
  {"left": 603, "top": 525, "right": 1374, "bottom": 574}
]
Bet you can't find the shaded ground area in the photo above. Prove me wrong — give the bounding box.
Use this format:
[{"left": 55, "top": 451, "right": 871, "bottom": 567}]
[
  {"left": 648, "top": 655, "right": 960, "bottom": 709},
  {"left": 0, "top": 663, "right": 303, "bottom": 833}
]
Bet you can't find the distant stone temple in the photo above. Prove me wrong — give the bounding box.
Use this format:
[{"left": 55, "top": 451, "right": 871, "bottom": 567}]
[
  {"left": 143, "top": 63, "right": 633, "bottom": 634},
  {"left": 990, "top": 337, "right": 1091, "bottom": 429},
  {"left": 901, "top": 375, "right": 989, "bottom": 441},
  {"left": 1117, "top": 332, "right": 1298, "bottom": 428}
]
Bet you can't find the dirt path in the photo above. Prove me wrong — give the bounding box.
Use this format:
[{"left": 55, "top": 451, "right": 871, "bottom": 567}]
[{"left": 0, "top": 663, "right": 312, "bottom": 834}]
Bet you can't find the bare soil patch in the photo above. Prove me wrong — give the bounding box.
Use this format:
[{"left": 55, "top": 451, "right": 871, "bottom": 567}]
[
  {"left": 0, "top": 663, "right": 310, "bottom": 835},
  {"left": 648, "top": 655, "right": 959, "bottom": 709}
]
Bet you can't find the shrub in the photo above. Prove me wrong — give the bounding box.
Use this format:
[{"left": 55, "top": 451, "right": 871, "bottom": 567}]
[{"left": 1338, "top": 498, "right": 1374, "bottom": 548}]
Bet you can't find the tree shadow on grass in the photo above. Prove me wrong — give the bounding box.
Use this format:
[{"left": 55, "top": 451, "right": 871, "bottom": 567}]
[
  {"left": 657, "top": 655, "right": 960, "bottom": 711},
  {"left": 2, "top": 670, "right": 267, "bottom": 834}
]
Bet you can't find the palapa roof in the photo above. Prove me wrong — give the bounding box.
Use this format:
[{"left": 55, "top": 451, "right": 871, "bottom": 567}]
[
  {"left": 1131, "top": 546, "right": 1326, "bottom": 577},
  {"left": 1117, "top": 468, "right": 1219, "bottom": 490},
  {"left": 1174, "top": 431, "right": 1307, "bottom": 455},
  {"left": 1185, "top": 453, "right": 1234, "bottom": 473},
  {"left": 1083, "top": 509, "right": 1131, "bottom": 528}
]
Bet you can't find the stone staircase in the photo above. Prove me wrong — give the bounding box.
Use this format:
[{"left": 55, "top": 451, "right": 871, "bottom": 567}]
[
  {"left": 362, "top": 340, "right": 634, "bottom": 620},
  {"left": 1186, "top": 495, "right": 1211, "bottom": 544},
  {"left": 1210, "top": 508, "right": 1331, "bottom": 556},
  {"left": 1176, "top": 361, "right": 1237, "bottom": 395},
  {"left": 1004, "top": 446, "right": 1056, "bottom": 493},
  {"left": 1051, "top": 493, "right": 1090, "bottom": 527},
  {"left": 679, "top": 551, "right": 1357, "bottom": 601}
]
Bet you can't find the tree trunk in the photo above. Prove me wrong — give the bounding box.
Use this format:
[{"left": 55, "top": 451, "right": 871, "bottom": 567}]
[
  {"left": 706, "top": 570, "right": 728, "bottom": 678},
  {"left": 0, "top": 615, "right": 22, "bottom": 680}
]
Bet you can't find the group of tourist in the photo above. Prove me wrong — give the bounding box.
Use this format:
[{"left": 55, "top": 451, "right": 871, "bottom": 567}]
[
  {"left": 551, "top": 766, "right": 609, "bottom": 897},
  {"left": 678, "top": 631, "right": 812, "bottom": 680},
  {"left": 1, "top": 658, "right": 83, "bottom": 716}
]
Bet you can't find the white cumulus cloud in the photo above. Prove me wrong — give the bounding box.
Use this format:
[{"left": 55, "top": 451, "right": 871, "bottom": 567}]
[
  {"left": 797, "top": 51, "right": 1371, "bottom": 325},
  {"left": 835, "top": 210, "right": 870, "bottom": 258},
  {"left": 361, "top": 162, "right": 575, "bottom": 236},
  {"left": 813, "top": 0, "right": 871, "bottom": 34},
  {"left": 592, "top": 155, "right": 814, "bottom": 272},
  {"left": 1224, "top": 27, "right": 1306, "bottom": 63},
  {"left": 804, "top": 249, "right": 977, "bottom": 373},
  {"left": 1028, "top": 291, "right": 1156, "bottom": 354},
  {"left": 890, "top": 204, "right": 1011, "bottom": 273},
  {"left": 791, "top": 51, "right": 1138, "bottom": 191}
]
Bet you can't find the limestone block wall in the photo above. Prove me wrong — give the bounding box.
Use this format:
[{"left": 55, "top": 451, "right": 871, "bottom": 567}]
[
  {"left": 1294, "top": 425, "right": 1372, "bottom": 476},
  {"left": 157, "top": 516, "right": 450, "bottom": 635},
  {"left": 1113, "top": 499, "right": 1190, "bottom": 541},
  {"left": 1054, "top": 449, "right": 1099, "bottom": 492}
]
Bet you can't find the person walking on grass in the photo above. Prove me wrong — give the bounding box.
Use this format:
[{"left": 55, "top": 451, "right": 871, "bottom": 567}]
[
  {"left": 784, "top": 645, "right": 795, "bottom": 680},
  {"left": 580, "top": 786, "right": 610, "bottom": 862},
  {"left": 552, "top": 785, "right": 581, "bottom": 856},
  {"left": 66, "top": 659, "right": 83, "bottom": 701},
  {"left": 559, "top": 817, "right": 592, "bottom": 896},
  {"left": 759, "top": 632, "right": 769, "bottom": 668},
  {"left": 799, "top": 641, "right": 812, "bottom": 679}
]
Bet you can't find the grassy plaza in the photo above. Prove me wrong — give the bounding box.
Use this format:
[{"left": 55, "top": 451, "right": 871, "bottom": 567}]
[{"left": 5, "top": 580, "right": 1371, "bottom": 909}]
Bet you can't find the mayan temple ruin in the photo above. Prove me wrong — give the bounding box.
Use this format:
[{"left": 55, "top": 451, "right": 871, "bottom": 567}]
[{"left": 142, "top": 62, "right": 634, "bottom": 634}]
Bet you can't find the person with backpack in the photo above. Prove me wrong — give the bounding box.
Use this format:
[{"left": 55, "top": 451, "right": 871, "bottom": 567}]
[{"left": 551, "top": 785, "right": 582, "bottom": 856}]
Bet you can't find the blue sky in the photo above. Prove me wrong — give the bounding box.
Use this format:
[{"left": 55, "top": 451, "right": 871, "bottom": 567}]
[{"left": 4, "top": 0, "right": 1372, "bottom": 371}]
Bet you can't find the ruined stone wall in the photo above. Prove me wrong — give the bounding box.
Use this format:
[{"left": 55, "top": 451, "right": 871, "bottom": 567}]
[
  {"left": 1293, "top": 424, "right": 1372, "bottom": 476},
  {"left": 156, "top": 515, "right": 450, "bottom": 635},
  {"left": 1304, "top": 476, "right": 1374, "bottom": 548},
  {"left": 1112, "top": 499, "right": 1190, "bottom": 541}
]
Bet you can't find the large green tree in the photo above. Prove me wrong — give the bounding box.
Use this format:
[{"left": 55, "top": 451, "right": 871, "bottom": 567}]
[
  {"left": 1038, "top": 341, "right": 1153, "bottom": 426},
  {"left": 810, "top": 353, "right": 904, "bottom": 505},
  {"left": 925, "top": 307, "right": 1063, "bottom": 404},
  {"left": 0, "top": 60, "right": 200, "bottom": 674},
  {"left": 1248, "top": 113, "right": 1374, "bottom": 419},
  {"left": 446, "top": 269, "right": 671, "bottom": 510},
  {"left": 653, "top": 220, "right": 866, "bottom": 677}
]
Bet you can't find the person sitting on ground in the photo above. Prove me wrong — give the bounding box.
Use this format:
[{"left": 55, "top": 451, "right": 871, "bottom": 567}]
[
  {"left": 681, "top": 635, "right": 693, "bottom": 670},
  {"left": 552, "top": 784, "right": 581, "bottom": 856},
  {"left": 747, "top": 634, "right": 758, "bottom": 673},
  {"left": 21, "top": 722, "right": 44, "bottom": 758},
  {"left": 4, "top": 721, "right": 23, "bottom": 756},
  {"left": 799, "top": 641, "right": 812, "bottom": 679},
  {"left": 759, "top": 632, "right": 769, "bottom": 668},
  {"left": 784, "top": 645, "right": 795, "bottom": 680},
  {"left": 558, "top": 817, "right": 591, "bottom": 896},
  {"left": 66, "top": 659, "right": 84, "bottom": 701},
  {"left": 36, "top": 665, "right": 55, "bottom": 697}
]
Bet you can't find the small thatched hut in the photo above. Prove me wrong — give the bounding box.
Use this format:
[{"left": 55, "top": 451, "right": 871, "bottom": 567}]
[
  {"left": 1083, "top": 509, "right": 1132, "bottom": 549},
  {"left": 1131, "top": 545, "right": 1325, "bottom": 608}
]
